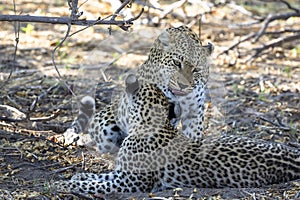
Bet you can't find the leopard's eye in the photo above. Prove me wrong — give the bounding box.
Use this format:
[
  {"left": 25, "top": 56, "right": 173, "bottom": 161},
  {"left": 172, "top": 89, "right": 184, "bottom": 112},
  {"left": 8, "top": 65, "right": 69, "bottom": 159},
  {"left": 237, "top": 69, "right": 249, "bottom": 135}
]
[{"left": 173, "top": 59, "right": 182, "bottom": 69}]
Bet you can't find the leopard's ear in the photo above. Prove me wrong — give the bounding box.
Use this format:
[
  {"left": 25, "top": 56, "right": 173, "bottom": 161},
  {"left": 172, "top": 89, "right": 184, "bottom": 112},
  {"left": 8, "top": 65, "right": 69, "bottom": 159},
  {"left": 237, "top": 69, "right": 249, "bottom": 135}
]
[
  {"left": 157, "top": 30, "right": 170, "bottom": 50},
  {"left": 125, "top": 74, "right": 139, "bottom": 95},
  {"left": 205, "top": 42, "right": 214, "bottom": 55}
]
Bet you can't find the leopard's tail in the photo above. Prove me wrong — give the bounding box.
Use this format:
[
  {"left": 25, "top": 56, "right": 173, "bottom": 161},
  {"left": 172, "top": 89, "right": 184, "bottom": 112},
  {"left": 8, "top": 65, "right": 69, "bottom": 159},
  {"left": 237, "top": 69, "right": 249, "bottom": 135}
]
[{"left": 63, "top": 96, "right": 95, "bottom": 145}]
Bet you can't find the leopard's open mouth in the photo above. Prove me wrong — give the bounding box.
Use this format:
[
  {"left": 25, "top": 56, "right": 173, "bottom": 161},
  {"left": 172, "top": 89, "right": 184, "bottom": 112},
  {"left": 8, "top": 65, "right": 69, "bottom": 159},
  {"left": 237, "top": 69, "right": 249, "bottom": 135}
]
[{"left": 169, "top": 87, "right": 192, "bottom": 96}]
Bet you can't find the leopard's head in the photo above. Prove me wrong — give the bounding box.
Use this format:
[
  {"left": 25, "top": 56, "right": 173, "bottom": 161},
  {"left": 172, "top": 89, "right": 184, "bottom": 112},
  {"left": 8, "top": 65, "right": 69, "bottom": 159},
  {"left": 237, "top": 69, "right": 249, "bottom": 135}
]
[
  {"left": 125, "top": 74, "right": 170, "bottom": 127},
  {"left": 138, "top": 26, "right": 214, "bottom": 96}
]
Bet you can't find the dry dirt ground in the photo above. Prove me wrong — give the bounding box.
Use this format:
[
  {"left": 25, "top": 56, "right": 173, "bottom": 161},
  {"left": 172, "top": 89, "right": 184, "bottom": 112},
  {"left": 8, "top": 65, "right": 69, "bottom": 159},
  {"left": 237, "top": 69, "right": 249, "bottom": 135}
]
[{"left": 0, "top": 1, "right": 300, "bottom": 199}]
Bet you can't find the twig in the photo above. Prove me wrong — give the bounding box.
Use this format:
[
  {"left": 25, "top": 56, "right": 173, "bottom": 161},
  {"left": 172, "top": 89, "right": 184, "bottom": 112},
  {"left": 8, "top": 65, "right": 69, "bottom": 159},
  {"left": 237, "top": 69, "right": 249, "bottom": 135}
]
[
  {"left": 217, "top": 33, "right": 256, "bottom": 57},
  {"left": 0, "top": 0, "right": 19, "bottom": 90},
  {"left": 69, "top": 7, "right": 144, "bottom": 36},
  {"left": 29, "top": 83, "right": 59, "bottom": 111},
  {"left": 70, "top": 0, "right": 79, "bottom": 20},
  {"left": 28, "top": 110, "right": 61, "bottom": 122},
  {"left": 0, "top": 111, "right": 60, "bottom": 122},
  {"left": 159, "top": 0, "right": 187, "bottom": 19},
  {"left": 111, "top": 0, "right": 132, "bottom": 21},
  {"left": 0, "top": 104, "right": 26, "bottom": 119},
  {"left": 78, "top": 0, "right": 88, "bottom": 10},
  {"left": 249, "top": 33, "right": 300, "bottom": 61},
  {"left": 278, "top": 0, "right": 300, "bottom": 13},
  {"left": 253, "top": 12, "right": 300, "bottom": 42},
  {"left": 0, "top": 116, "right": 23, "bottom": 122},
  {"left": 51, "top": 165, "right": 75, "bottom": 174},
  {"left": 258, "top": 116, "right": 291, "bottom": 131},
  {"left": 0, "top": 104, "right": 60, "bottom": 122},
  {"left": 49, "top": 0, "right": 142, "bottom": 95},
  {"left": 51, "top": 0, "right": 79, "bottom": 97}
]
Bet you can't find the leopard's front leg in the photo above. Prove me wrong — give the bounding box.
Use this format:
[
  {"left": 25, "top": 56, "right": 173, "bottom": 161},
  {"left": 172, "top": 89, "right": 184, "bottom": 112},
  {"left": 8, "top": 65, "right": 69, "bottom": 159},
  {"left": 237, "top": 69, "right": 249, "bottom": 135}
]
[{"left": 54, "top": 171, "right": 158, "bottom": 195}]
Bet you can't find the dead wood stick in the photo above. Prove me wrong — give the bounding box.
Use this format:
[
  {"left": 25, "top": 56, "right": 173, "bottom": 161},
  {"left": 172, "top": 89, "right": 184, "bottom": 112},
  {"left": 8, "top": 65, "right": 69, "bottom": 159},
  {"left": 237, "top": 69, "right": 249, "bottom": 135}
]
[
  {"left": 0, "top": 104, "right": 26, "bottom": 119},
  {"left": 51, "top": 165, "right": 76, "bottom": 174},
  {"left": 259, "top": 116, "right": 291, "bottom": 131},
  {"left": 28, "top": 109, "right": 61, "bottom": 122},
  {"left": 29, "top": 83, "right": 60, "bottom": 111},
  {"left": 159, "top": 0, "right": 187, "bottom": 19},
  {"left": 0, "top": 14, "right": 139, "bottom": 27},
  {"left": 0, "top": 109, "right": 60, "bottom": 122}
]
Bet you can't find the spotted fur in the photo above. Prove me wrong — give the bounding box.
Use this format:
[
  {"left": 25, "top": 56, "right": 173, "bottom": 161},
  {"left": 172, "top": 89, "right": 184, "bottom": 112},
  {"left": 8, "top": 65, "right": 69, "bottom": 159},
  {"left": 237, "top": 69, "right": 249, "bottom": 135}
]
[
  {"left": 55, "top": 75, "right": 300, "bottom": 195},
  {"left": 64, "top": 26, "right": 213, "bottom": 153}
]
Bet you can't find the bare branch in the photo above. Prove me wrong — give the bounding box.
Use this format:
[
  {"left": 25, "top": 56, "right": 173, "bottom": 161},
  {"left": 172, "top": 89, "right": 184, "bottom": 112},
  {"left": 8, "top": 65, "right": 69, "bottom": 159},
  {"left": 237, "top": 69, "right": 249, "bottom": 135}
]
[
  {"left": 253, "top": 12, "right": 300, "bottom": 42},
  {"left": 217, "top": 33, "right": 256, "bottom": 57},
  {"left": 0, "top": 105, "right": 60, "bottom": 122},
  {"left": 111, "top": 0, "right": 132, "bottom": 21},
  {"left": 278, "top": 0, "right": 300, "bottom": 13},
  {"left": 28, "top": 110, "right": 61, "bottom": 122},
  {"left": 249, "top": 33, "right": 300, "bottom": 61},
  {"left": 259, "top": 116, "right": 292, "bottom": 131},
  {"left": 0, "top": 14, "right": 139, "bottom": 27},
  {"left": 0, "top": 0, "right": 19, "bottom": 90},
  {"left": 0, "top": 1, "right": 144, "bottom": 97},
  {"left": 70, "top": 0, "right": 79, "bottom": 20},
  {"left": 51, "top": 0, "right": 80, "bottom": 97}
]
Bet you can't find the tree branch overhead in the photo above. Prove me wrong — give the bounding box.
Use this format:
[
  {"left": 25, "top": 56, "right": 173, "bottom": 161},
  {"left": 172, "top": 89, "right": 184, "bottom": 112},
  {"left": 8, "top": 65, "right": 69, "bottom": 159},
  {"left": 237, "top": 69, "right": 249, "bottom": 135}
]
[{"left": 0, "top": 13, "right": 141, "bottom": 28}]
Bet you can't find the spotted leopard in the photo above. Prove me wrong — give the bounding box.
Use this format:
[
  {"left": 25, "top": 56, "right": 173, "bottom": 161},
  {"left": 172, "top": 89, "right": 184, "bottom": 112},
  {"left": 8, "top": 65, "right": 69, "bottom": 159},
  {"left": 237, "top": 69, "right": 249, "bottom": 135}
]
[
  {"left": 55, "top": 74, "right": 300, "bottom": 195},
  {"left": 64, "top": 26, "right": 214, "bottom": 153}
]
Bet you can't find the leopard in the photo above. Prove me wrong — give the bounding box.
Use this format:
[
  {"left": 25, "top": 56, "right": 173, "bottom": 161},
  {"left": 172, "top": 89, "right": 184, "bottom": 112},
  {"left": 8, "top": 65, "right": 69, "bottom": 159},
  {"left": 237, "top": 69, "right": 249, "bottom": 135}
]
[
  {"left": 63, "top": 25, "right": 214, "bottom": 153},
  {"left": 54, "top": 74, "right": 300, "bottom": 196}
]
